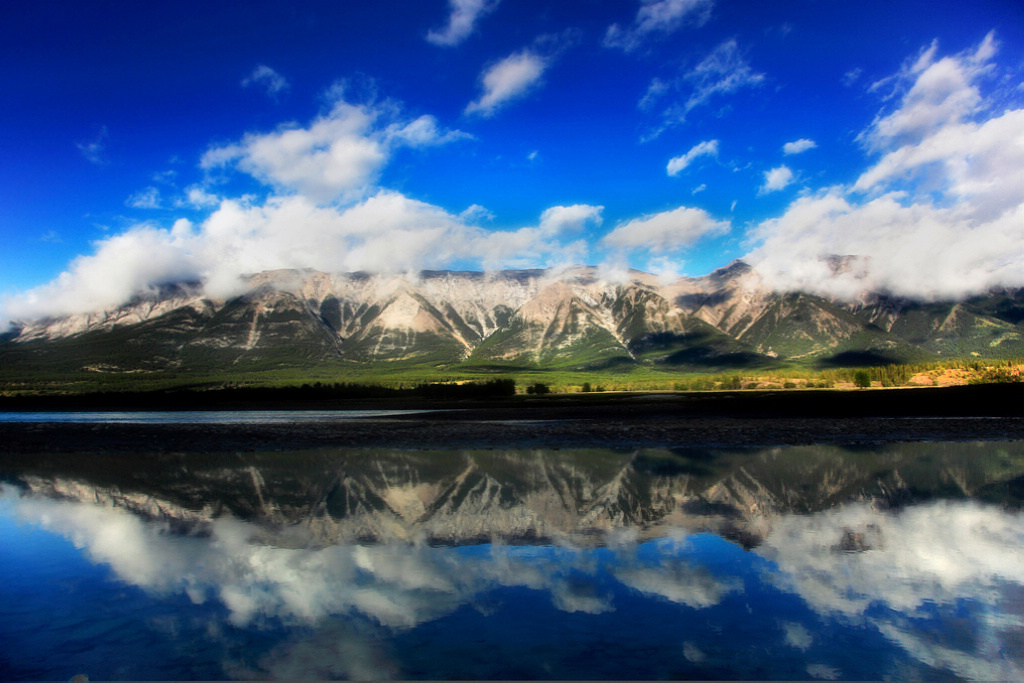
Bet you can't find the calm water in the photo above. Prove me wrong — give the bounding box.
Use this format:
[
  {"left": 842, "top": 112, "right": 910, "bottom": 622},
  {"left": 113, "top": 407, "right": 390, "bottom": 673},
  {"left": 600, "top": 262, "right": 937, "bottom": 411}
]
[
  {"left": 2, "top": 442, "right": 1024, "bottom": 680},
  {"left": 0, "top": 409, "right": 436, "bottom": 424}
]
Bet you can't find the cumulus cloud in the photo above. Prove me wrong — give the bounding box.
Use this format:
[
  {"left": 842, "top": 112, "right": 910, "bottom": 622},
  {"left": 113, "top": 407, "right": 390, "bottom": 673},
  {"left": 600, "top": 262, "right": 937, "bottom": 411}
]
[
  {"left": 181, "top": 185, "right": 220, "bottom": 209},
  {"left": 604, "top": 0, "right": 714, "bottom": 53},
  {"left": 667, "top": 139, "right": 719, "bottom": 175},
  {"left": 242, "top": 64, "right": 289, "bottom": 101},
  {"left": 202, "top": 91, "right": 467, "bottom": 204},
  {"left": 458, "top": 203, "right": 494, "bottom": 223},
  {"left": 3, "top": 224, "right": 201, "bottom": 322},
  {"left": 538, "top": 204, "right": 603, "bottom": 236},
  {"left": 465, "top": 49, "right": 547, "bottom": 117},
  {"left": 782, "top": 138, "right": 816, "bottom": 155},
  {"left": 427, "top": 0, "right": 500, "bottom": 47},
  {"left": 747, "top": 188, "right": 1024, "bottom": 301},
  {"left": 1, "top": 193, "right": 600, "bottom": 322},
  {"left": 602, "top": 205, "right": 730, "bottom": 254},
  {"left": 853, "top": 108, "right": 1024, "bottom": 218},
  {"left": 747, "top": 32, "right": 1024, "bottom": 301},
  {"left": 861, "top": 32, "right": 996, "bottom": 152},
  {"left": 759, "top": 165, "right": 794, "bottom": 194}
]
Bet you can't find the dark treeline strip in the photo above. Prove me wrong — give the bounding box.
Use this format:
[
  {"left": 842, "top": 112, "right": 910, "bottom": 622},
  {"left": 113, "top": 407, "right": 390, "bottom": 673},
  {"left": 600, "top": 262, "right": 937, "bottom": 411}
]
[{"left": 0, "top": 379, "right": 517, "bottom": 412}]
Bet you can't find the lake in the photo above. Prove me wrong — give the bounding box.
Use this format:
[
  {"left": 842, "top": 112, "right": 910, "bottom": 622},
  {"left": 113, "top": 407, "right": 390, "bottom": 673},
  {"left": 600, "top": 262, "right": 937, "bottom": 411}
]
[
  {"left": 0, "top": 409, "right": 440, "bottom": 424},
  {"left": 2, "top": 440, "right": 1023, "bottom": 680}
]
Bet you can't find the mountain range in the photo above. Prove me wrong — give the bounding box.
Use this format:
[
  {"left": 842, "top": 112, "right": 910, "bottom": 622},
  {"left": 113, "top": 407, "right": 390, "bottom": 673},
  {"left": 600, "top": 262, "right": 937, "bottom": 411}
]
[
  {"left": 9, "top": 443, "right": 1024, "bottom": 548},
  {"left": 2, "top": 261, "right": 1023, "bottom": 380}
]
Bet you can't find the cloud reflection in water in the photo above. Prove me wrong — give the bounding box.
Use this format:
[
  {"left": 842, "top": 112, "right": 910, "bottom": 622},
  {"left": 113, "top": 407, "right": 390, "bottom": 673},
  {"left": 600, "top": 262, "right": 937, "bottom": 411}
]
[{"left": 3, "top": 442, "right": 1024, "bottom": 680}]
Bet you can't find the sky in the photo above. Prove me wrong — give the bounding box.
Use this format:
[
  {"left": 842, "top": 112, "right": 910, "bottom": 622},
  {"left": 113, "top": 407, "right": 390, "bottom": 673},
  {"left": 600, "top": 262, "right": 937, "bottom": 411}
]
[{"left": 2, "top": 0, "right": 1023, "bottom": 324}]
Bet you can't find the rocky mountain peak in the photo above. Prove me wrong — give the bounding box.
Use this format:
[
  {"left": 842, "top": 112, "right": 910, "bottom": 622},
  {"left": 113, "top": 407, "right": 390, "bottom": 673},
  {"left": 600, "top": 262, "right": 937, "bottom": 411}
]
[{"left": 3, "top": 263, "right": 1022, "bottom": 373}]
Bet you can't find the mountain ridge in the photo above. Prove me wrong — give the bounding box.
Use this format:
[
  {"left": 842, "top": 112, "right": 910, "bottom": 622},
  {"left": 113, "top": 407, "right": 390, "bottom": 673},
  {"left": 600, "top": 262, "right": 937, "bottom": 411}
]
[{"left": 3, "top": 261, "right": 1023, "bottom": 377}]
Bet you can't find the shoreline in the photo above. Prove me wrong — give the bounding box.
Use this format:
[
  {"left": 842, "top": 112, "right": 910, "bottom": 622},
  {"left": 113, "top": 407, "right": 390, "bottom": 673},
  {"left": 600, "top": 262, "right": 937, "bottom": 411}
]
[
  {"left": 2, "top": 417, "right": 1023, "bottom": 455},
  {"left": 1, "top": 384, "right": 1021, "bottom": 452}
]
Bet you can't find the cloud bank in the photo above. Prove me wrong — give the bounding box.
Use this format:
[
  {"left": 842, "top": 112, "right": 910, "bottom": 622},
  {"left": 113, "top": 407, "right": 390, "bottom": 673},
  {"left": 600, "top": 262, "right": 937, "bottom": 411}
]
[
  {"left": 2, "top": 195, "right": 607, "bottom": 322},
  {"left": 747, "top": 32, "right": 1024, "bottom": 301},
  {"left": 4, "top": 33, "right": 1023, "bottom": 327}
]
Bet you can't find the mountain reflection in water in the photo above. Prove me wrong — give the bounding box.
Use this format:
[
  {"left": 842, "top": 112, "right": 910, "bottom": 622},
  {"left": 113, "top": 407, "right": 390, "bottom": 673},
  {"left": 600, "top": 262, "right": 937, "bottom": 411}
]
[{"left": 2, "top": 442, "right": 1024, "bottom": 680}]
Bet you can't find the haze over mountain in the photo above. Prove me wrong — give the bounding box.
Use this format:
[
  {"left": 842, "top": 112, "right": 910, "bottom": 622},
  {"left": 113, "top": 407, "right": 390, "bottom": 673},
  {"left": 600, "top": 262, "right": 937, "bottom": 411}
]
[{"left": 1, "top": 4, "right": 1022, "bottom": 330}]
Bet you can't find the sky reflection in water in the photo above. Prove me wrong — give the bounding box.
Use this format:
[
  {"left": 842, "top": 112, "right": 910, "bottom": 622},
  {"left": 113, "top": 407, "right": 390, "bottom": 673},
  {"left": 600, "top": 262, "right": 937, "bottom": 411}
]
[{"left": 1, "top": 442, "right": 1023, "bottom": 680}]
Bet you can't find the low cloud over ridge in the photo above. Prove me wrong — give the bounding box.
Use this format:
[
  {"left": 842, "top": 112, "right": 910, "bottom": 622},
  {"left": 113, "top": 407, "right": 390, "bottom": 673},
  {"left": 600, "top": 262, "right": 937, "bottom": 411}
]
[
  {"left": 746, "top": 32, "right": 1024, "bottom": 301},
  {"left": 3, "top": 33, "right": 1023, "bottom": 326}
]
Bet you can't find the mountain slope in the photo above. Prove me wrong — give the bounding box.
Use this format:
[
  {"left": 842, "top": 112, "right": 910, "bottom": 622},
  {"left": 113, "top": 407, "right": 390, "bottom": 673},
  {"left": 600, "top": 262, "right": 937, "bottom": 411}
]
[{"left": 2, "top": 263, "right": 1022, "bottom": 380}]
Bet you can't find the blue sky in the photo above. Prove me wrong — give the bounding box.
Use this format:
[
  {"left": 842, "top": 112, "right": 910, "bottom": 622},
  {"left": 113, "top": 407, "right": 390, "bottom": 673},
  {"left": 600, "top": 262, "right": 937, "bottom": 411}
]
[{"left": 2, "top": 0, "right": 1023, "bottom": 323}]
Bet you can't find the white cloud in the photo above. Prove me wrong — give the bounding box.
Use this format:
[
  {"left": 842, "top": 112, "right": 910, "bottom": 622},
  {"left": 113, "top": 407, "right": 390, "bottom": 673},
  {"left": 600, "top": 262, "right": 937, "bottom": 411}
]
[
  {"left": 458, "top": 203, "right": 494, "bottom": 223},
  {"left": 604, "top": 0, "right": 714, "bottom": 53},
  {"left": 427, "top": 0, "right": 500, "bottom": 47},
  {"left": 860, "top": 32, "right": 995, "bottom": 152},
  {"left": 644, "top": 39, "right": 765, "bottom": 135},
  {"left": 1, "top": 192, "right": 601, "bottom": 322},
  {"left": 76, "top": 126, "right": 109, "bottom": 165},
  {"left": 747, "top": 32, "right": 1024, "bottom": 301},
  {"left": 242, "top": 65, "right": 289, "bottom": 101},
  {"left": 3, "top": 224, "right": 201, "bottom": 321},
  {"left": 853, "top": 108, "right": 1024, "bottom": 219},
  {"left": 538, "top": 204, "right": 604, "bottom": 236},
  {"left": 465, "top": 49, "right": 547, "bottom": 117},
  {"left": 602, "top": 205, "right": 730, "bottom": 254},
  {"left": 842, "top": 67, "right": 863, "bottom": 87},
  {"left": 638, "top": 77, "right": 670, "bottom": 111},
  {"left": 201, "top": 92, "right": 467, "bottom": 204},
  {"left": 747, "top": 188, "right": 1024, "bottom": 301},
  {"left": 667, "top": 139, "right": 718, "bottom": 175},
  {"left": 680, "top": 39, "right": 765, "bottom": 119},
  {"left": 759, "top": 165, "right": 794, "bottom": 194},
  {"left": 782, "top": 138, "right": 816, "bottom": 155},
  {"left": 126, "top": 187, "right": 161, "bottom": 209},
  {"left": 181, "top": 185, "right": 220, "bottom": 209}
]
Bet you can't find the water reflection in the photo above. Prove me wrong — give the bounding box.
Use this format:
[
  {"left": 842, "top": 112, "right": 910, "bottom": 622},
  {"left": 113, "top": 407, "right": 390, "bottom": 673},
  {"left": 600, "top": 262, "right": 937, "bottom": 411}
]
[{"left": 2, "top": 442, "right": 1024, "bottom": 680}]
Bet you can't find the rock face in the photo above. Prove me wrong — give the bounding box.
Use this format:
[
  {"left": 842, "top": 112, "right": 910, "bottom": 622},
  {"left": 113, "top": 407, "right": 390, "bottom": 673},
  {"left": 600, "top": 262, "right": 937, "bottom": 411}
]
[{"left": 3, "top": 262, "right": 1023, "bottom": 373}]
